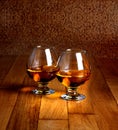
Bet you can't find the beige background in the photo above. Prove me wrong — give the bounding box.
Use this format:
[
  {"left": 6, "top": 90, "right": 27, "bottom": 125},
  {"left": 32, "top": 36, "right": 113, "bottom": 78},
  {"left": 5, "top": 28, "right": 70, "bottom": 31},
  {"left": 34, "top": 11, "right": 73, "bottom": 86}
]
[{"left": 0, "top": 0, "right": 118, "bottom": 58}]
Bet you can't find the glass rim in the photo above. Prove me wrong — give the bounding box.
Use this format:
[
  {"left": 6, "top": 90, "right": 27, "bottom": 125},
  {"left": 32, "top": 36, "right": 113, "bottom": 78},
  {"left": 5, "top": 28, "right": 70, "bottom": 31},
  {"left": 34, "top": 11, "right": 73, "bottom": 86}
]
[
  {"left": 64, "top": 48, "right": 87, "bottom": 53},
  {"left": 35, "top": 45, "right": 56, "bottom": 50}
]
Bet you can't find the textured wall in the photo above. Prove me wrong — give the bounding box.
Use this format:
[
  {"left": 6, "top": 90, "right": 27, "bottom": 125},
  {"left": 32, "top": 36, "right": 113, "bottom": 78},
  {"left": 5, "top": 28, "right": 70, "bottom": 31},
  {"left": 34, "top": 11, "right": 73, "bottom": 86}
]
[{"left": 0, "top": 0, "right": 118, "bottom": 58}]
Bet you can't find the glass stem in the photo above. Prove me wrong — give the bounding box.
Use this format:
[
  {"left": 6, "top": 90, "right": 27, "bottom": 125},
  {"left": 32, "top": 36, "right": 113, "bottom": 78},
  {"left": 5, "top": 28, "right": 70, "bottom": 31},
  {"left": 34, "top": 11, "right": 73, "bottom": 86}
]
[
  {"left": 37, "top": 82, "right": 49, "bottom": 91},
  {"left": 67, "top": 88, "right": 78, "bottom": 97}
]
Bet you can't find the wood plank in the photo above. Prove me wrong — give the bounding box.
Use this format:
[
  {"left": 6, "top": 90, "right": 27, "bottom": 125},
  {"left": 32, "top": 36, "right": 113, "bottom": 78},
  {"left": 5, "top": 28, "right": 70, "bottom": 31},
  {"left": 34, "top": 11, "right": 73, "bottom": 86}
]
[
  {"left": 38, "top": 120, "right": 68, "bottom": 130},
  {"left": 89, "top": 58, "right": 118, "bottom": 130},
  {"left": 0, "top": 56, "right": 27, "bottom": 130},
  {"left": 0, "top": 89, "right": 18, "bottom": 130},
  {"left": 96, "top": 58, "right": 118, "bottom": 104},
  {"left": 39, "top": 93, "right": 68, "bottom": 119},
  {"left": 68, "top": 80, "right": 94, "bottom": 114},
  {"left": 39, "top": 78, "right": 68, "bottom": 119},
  {"left": 91, "top": 58, "right": 118, "bottom": 105},
  {"left": 6, "top": 88, "right": 41, "bottom": 130},
  {"left": 94, "top": 101, "right": 118, "bottom": 130},
  {"left": 88, "top": 62, "right": 115, "bottom": 102},
  {"left": 69, "top": 114, "right": 99, "bottom": 130},
  {"left": 6, "top": 76, "right": 65, "bottom": 130},
  {"left": 0, "top": 55, "right": 118, "bottom": 130},
  {"left": 0, "top": 56, "right": 16, "bottom": 81},
  {"left": 6, "top": 74, "right": 41, "bottom": 130},
  {"left": 1, "top": 55, "right": 27, "bottom": 88},
  {"left": 95, "top": 115, "right": 109, "bottom": 130}
]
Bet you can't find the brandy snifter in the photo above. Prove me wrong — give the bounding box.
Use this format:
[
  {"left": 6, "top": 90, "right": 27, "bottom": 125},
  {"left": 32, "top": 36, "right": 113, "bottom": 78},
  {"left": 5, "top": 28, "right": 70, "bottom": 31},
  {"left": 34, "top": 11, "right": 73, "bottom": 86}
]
[
  {"left": 27, "top": 45, "right": 59, "bottom": 95},
  {"left": 56, "top": 49, "right": 91, "bottom": 100}
]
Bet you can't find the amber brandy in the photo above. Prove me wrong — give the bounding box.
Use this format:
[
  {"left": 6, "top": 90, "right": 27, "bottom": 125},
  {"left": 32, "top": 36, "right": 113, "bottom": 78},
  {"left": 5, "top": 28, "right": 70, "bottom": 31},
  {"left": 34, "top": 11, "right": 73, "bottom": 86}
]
[
  {"left": 56, "top": 70, "right": 90, "bottom": 90},
  {"left": 27, "top": 66, "right": 59, "bottom": 82}
]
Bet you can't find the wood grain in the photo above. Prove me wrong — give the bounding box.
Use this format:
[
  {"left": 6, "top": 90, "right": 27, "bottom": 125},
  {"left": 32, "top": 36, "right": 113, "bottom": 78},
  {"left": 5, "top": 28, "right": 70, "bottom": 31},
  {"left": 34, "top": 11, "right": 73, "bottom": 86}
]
[
  {"left": 39, "top": 92, "right": 68, "bottom": 119},
  {"left": 68, "top": 81, "right": 94, "bottom": 114},
  {"left": 96, "top": 58, "right": 118, "bottom": 104},
  {"left": 0, "top": 56, "right": 118, "bottom": 130},
  {"left": 0, "top": 89, "right": 18, "bottom": 130},
  {"left": 38, "top": 120, "right": 68, "bottom": 130},
  {"left": 0, "top": 56, "right": 16, "bottom": 82},
  {"left": 1, "top": 55, "right": 27, "bottom": 88},
  {"left": 0, "top": 56, "right": 26, "bottom": 130},
  {"left": 69, "top": 114, "right": 99, "bottom": 130},
  {"left": 38, "top": 77, "right": 68, "bottom": 119},
  {"left": 6, "top": 90, "right": 41, "bottom": 130},
  {"left": 89, "top": 58, "right": 118, "bottom": 130}
]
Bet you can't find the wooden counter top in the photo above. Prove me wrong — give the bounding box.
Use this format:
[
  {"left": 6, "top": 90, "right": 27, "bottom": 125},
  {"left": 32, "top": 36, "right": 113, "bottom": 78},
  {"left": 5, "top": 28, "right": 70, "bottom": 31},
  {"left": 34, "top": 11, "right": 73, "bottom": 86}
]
[{"left": 0, "top": 56, "right": 118, "bottom": 130}]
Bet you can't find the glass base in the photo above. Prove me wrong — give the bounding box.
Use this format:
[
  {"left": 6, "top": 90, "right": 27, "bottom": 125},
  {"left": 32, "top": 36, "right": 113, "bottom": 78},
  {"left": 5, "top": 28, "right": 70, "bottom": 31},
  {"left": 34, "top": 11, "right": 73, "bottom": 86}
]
[
  {"left": 32, "top": 88, "right": 55, "bottom": 95},
  {"left": 61, "top": 94, "right": 86, "bottom": 101}
]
